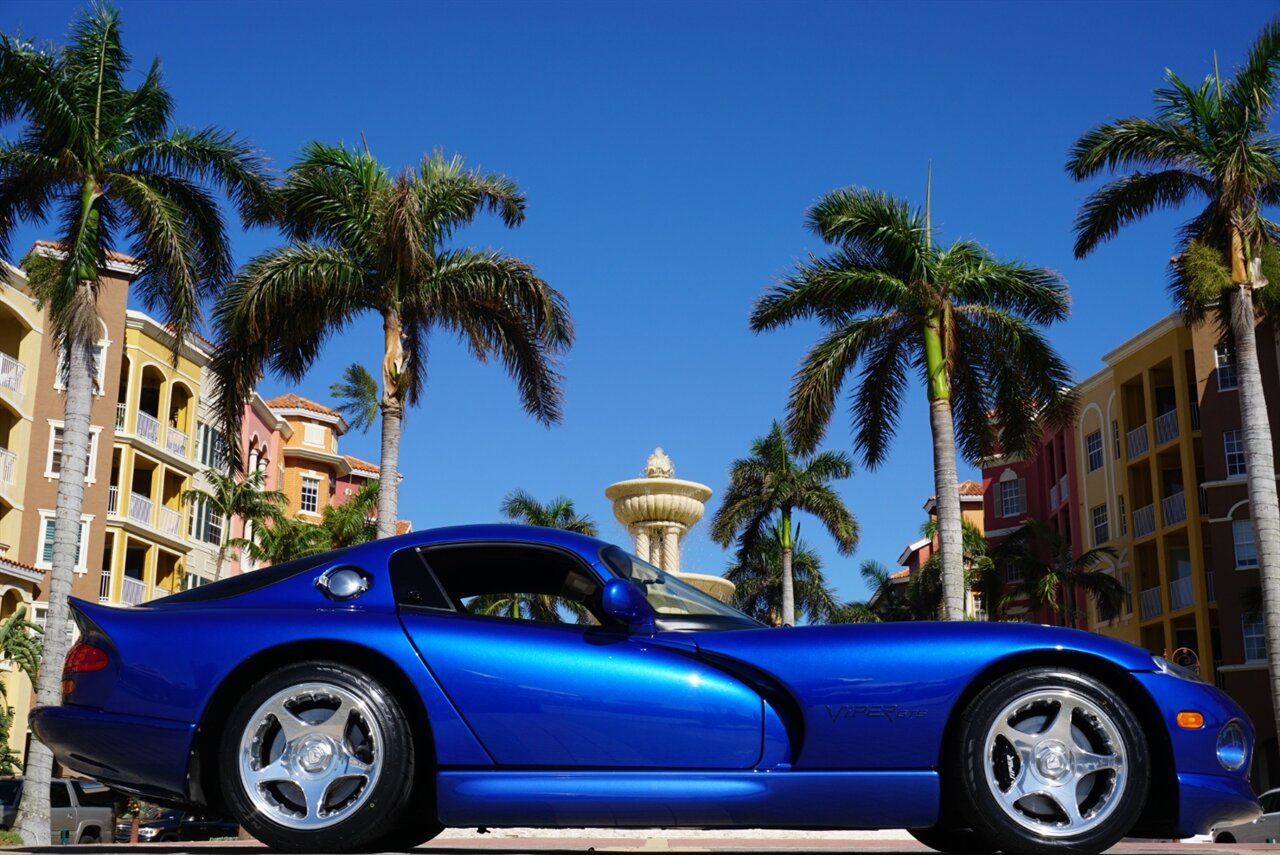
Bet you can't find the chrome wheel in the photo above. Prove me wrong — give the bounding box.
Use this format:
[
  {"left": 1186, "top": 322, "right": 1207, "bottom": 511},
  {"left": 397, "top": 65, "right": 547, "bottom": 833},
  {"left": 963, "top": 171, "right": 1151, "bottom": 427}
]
[
  {"left": 238, "top": 681, "right": 383, "bottom": 830},
  {"left": 983, "top": 687, "right": 1127, "bottom": 838}
]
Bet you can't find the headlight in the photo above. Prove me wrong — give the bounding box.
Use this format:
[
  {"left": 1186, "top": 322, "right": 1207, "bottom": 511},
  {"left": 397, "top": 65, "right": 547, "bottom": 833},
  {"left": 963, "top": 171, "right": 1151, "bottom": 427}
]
[
  {"left": 1153, "top": 655, "right": 1205, "bottom": 683},
  {"left": 1218, "top": 720, "right": 1248, "bottom": 771},
  {"left": 138, "top": 827, "right": 161, "bottom": 840}
]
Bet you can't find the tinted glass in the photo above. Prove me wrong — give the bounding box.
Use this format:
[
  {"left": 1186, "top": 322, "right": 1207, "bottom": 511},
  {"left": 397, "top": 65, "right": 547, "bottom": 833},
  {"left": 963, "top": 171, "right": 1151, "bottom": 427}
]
[
  {"left": 600, "top": 546, "right": 759, "bottom": 622},
  {"left": 1262, "top": 792, "right": 1280, "bottom": 814},
  {"left": 49, "top": 783, "right": 70, "bottom": 808},
  {"left": 0, "top": 781, "right": 19, "bottom": 806},
  {"left": 72, "top": 781, "right": 115, "bottom": 807}
]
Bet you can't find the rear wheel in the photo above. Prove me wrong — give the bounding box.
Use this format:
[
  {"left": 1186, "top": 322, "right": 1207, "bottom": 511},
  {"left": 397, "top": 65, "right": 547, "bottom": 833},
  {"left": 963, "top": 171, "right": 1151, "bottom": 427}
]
[
  {"left": 955, "top": 667, "right": 1149, "bottom": 855},
  {"left": 219, "top": 661, "right": 416, "bottom": 852},
  {"left": 77, "top": 830, "right": 100, "bottom": 845},
  {"left": 907, "top": 825, "right": 996, "bottom": 854}
]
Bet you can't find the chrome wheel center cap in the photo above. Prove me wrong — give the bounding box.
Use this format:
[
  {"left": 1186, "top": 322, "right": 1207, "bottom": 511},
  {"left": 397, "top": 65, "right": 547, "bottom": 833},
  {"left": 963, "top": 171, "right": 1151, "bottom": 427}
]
[
  {"left": 297, "top": 735, "right": 336, "bottom": 773},
  {"left": 1035, "top": 740, "right": 1072, "bottom": 781}
]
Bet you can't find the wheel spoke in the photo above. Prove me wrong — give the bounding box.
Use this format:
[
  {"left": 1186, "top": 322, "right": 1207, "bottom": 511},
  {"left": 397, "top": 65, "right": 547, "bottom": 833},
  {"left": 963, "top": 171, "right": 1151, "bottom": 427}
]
[
  {"left": 1044, "top": 788, "right": 1086, "bottom": 829},
  {"left": 1073, "top": 748, "right": 1122, "bottom": 776},
  {"left": 244, "top": 757, "right": 291, "bottom": 789},
  {"left": 266, "top": 699, "right": 309, "bottom": 743},
  {"left": 995, "top": 720, "right": 1035, "bottom": 754},
  {"left": 314, "top": 697, "right": 352, "bottom": 742},
  {"left": 340, "top": 751, "right": 374, "bottom": 781},
  {"left": 1041, "top": 698, "right": 1078, "bottom": 746},
  {"left": 297, "top": 775, "right": 333, "bottom": 820}
]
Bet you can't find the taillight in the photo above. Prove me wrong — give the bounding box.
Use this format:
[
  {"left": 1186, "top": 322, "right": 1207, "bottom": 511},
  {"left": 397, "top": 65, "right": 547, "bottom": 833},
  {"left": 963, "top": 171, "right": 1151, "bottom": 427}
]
[{"left": 64, "top": 642, "right": 108, "bottom": 674}]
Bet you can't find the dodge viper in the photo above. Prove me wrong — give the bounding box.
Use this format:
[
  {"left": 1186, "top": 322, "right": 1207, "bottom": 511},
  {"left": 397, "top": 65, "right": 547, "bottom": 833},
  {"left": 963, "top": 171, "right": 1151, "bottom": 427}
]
[{"left": 32, "top": 525, "right": 1260, "bottom": 854}]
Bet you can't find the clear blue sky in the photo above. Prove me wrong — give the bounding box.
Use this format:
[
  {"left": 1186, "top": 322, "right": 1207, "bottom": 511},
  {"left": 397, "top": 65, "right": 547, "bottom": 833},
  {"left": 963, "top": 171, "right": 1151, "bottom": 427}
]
[{"left": 3, "top": 0, "right": 1275, "bottom": 605}]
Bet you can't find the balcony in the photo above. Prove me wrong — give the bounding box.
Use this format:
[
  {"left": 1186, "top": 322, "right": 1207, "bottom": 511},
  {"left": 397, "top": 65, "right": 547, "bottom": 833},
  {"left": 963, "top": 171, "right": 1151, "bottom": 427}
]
[
  {"left": 1155, "top": 410, "right": 1180, "bottom": 445},
  {"left": 0, "top": 447, "right": 15, "bottom": 489},
  {"left": 165, "top": 429, "right": 188, "bottom": 456},
  {"left": 119, "top": 576, "right": 146, "bottom": 607},
  {"left": 1170, "top": 575, "right": 1194, "bottom": 611},
  {"left": 1207, "top": 572, "right": 1217, "bottom": 603},
  {"left": 1191, "top": 401, "right": 1201, "bottom": 432},
  {"left": 1140, "top": 586, "right": 1163, "bottom": 620},
  {"left": 136, "top": 411, "right": 160, "bottom": 444},
  {"left": 1049, "top": 482, "right": 1060, "bottom": 509},
  {"left": 158, "top": 505, "right": 182, "bottom": 537},
  {"left": 115, "top": 402, "right": 125, "bottom": 430},
  {"left": 1134, "top": 503, "right": 1156, "bottom": 539},
  {"left": 1127, "top": 424, "right": 1149, "bottom": 459},
  {"left": 127, "top": 492, "right": 153, "bottom": 526},
  {"left": 1161, "top": 491, "right": 1187, "bottom": 527},
  {"left": 98, "top": 569, "right": 111, "bottom": 604},
  {"left": 107, "top": 485, "right": 119, "bottom": 517},
  {"left": 0, "top": 353, "right": 25, "bottom": 398}
]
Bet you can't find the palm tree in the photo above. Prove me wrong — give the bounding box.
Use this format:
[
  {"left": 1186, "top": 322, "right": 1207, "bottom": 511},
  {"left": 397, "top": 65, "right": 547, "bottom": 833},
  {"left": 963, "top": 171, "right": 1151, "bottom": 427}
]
[
  {"left": 0, "top": 8, "right": 267, "bottom": 842},
  {"left": 243, "top": 514, "right": 326, "bottom": 565},
  {"left": 915, "top": 516, "right": 1001, "bottom": 620},
  {"left": 750, "top": 185, "right": 1074, "bottom": 621},
  {"left": 724, "top": 523, "right": 839, "bottom": 625},
  {"left": 0, "top": 605, "right": 40, "bottom": 776},
  {"left": 1067, "top": 21, "right": 1280, "bottom": 734},
  {"left": 321, "top": 480, "right": 379, "bottom": 548},
  {"left": 214, "top": 144, "right": 573, "bottom": 539},
  {"left": 500, "top": 489, "right": 598, "bottom": 536},
  {"left": 181, "top": 468, "right": 285, "bottom": 580},
  {"left": 330, "top": 363, "right": 379, "bottom": 434},
  {"left": 854, "top": 560, "right": 912, "bottom": 622},
  {"left": 991, "top": 520, "right": 1125, "bottom": 628},
  {"left": 710, "top": 421, "right": 857, "bottom": 626}
]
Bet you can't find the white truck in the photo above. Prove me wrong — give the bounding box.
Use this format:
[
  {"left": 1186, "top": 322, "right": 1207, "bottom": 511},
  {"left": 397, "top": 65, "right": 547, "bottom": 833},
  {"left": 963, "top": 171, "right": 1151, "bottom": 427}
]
[{"left": 0, "top": 777, "right": 117, "bottom": 844}]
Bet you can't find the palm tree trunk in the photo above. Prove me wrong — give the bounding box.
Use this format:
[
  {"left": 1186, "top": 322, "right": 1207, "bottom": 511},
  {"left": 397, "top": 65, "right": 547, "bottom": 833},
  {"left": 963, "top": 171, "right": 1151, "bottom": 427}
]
[
  {"left": 780, "top": 507, "right": 794, "bottom": 626},
  {"left": 376, "top": 310, "right": 404, "bottom": 539},
  {"left": 17, "top": 335, "right": 94, "bottom": 846},
  {"left": 1227, "top": 275, "right": 1280, "bottom": 749},
  {"left": 928, "top": 398, "right": 965, "bottom": 621}
]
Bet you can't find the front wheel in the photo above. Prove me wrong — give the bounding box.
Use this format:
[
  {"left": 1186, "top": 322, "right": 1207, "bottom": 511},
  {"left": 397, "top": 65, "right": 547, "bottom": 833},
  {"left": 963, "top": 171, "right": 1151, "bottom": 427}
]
[
  {"left": 219, "top": 661, "right": 416, "bottom": 852},
  {"left": 955, "top": 667, "right": 1149, "bottom": 855}
]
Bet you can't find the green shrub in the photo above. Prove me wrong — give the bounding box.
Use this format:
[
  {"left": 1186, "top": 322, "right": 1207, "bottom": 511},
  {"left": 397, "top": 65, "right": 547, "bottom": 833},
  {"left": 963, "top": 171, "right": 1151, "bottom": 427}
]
[{"left": 0, "top": 829, "right": 25, "bottom": 846}]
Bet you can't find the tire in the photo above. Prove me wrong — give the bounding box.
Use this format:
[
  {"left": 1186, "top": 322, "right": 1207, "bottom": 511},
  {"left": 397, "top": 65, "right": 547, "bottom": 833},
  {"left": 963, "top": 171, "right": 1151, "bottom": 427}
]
[
  {"left": 219, "top": 661, "right": 416, "bottom": 853},
  {"left": 954, "top": 667, "right": 1149, "bottom": 855},
  {"left": 1215, "top": 832, "right": 1236, "bottom": 843},
  {"left": 907, "top": 825, "right": 997, "bottom": 854},
  {"left": 77, "top": 830, "right": 100, "bottom": 844}
]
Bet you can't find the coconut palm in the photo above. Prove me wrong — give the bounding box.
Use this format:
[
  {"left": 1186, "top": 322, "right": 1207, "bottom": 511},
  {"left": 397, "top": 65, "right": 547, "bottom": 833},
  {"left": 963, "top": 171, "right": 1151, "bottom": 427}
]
[
  {"left": 750, "top": 186, "right": 1074, "bottom": 622},
  {"left": 724, "top": 523, "right": 839, "bottom": 625},
  {"left": 330, "top": 363, "right": 380, "bottom": 435},
  {"left": 499, "top": 489, "right": 598, "bottom": 536},
  {"left": 243, "top": 514, "right": 326, "bottom": 565},
  {"left": 0, "top": 7, "right": 267, "bottom": 841},
  {"left": 991, "top": 520, "right": 1125, "bottom": 627},
  {"left": 321, "top": 480, "right": 379, "bottom": 548},
  {"left": 914, "top": 516, "right": 1001, "bottom": 621},
  {"left": 214, "top": 143, "right": 573, "bottom": 540},
  {"left": 181, "top": 468, "right": 285, "bottom": 580},
  {"left": 1067, "top": 20, "right": 1280, "bottom": 733},
  {"left": 0, "top": 605, "right": 40, "bottom": 776},
  {"left": 710, "top": 421, "right": 857, "bottom": 626}
]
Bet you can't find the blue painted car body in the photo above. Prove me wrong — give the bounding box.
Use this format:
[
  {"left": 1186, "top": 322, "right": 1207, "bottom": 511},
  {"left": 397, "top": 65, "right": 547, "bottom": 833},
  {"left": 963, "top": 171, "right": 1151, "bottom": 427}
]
[{"left": 31, "top": 524, "right": 1260, "bottom": 837}]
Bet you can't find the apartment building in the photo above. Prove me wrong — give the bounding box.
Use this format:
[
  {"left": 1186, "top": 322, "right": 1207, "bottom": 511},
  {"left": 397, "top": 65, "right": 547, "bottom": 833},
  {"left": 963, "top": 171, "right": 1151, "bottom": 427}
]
[{"left": 265, "top": 394, "right": 382, "bottom": 523}]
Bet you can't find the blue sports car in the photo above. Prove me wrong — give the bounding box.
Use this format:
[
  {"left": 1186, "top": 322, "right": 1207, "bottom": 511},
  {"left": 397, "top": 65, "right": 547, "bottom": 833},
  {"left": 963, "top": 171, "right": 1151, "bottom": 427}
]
[{"left": 33, "top": 525, "right": 1259, "bottom": 854}]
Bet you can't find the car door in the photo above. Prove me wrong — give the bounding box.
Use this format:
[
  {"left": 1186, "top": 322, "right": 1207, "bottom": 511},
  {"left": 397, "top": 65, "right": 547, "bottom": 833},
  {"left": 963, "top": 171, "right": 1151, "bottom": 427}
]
[
  {"left": 48, "top": 782, "right": 75, "bottom": 843},
  {"left": 1242, "top": 790, "right": 1280, "bottom": 843},
  {"left": 393, "top": 542, "right": 763, "bottom": 768}
]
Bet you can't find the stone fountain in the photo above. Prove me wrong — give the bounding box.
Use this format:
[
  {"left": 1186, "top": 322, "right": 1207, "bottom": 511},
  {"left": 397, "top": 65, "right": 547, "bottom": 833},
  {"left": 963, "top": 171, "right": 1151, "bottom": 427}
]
[{"left": 605, "top": 448, "right": 734, "bottom": 603}]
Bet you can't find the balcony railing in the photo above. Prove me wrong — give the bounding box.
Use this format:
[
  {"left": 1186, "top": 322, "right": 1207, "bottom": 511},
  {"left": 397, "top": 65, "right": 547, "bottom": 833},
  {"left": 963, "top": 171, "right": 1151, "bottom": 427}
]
[
  {"left": 136, "top": 411, "right": 160, "bottom": 444},
  {"left": 98, "top": 569, "right": 112, "bottom": 604},
  {"left": 1199, "top": 487, "right": 1209, "bottom": 516},
  {"left": 1049, "top": 482, "right": 1060, "bottom": 509},
  {"left": 1170, "top": 575, "right": 1194, "bottom": 611},
  {"left": 1134, "top": 503, "right": 1156, "bottom": 539},
  {"left": 1191, "top": 401, "right": 1201, "bottom": 432},
  {"left": 1162, "top": 491, "right": 1187, "bottom": 527},
  {"left": 1207, "top": 572, "right": 1217, "bottom": 603},
  {"left": 1058, "top": 474, "right": 1069, "bottom": 505},
  {"left": 1155, "top": 409, "right": 1180, "bottom": 445},
  {"left": 164, "top": 428, "right": 188, "bottom": 457},
  {"left": 158, "top": 505, "right": 182, "bottom": 537},
  {"left": 1140, "top": 586, "right": 1163, "bottom": 620},
  {"left": 115, "top": 402, "right": 126, "bottom": 430},
  {"left": 0, "top": 447, "right": 15, "bottom": 489},
  {"left": 128, "top": 492, "right": 152, "bottom": 526},
  {"left": 0, "top": 352, "right": 25, "bottom": 397},
  {"left": 119, "top": 576, "right": 146, "bottom": 607},
  {"left": 1127, "top": 424, "right": 1149, "bottom": 459},
  {"left": 107, "top": 485, "right": 119, "bottom": 517}
]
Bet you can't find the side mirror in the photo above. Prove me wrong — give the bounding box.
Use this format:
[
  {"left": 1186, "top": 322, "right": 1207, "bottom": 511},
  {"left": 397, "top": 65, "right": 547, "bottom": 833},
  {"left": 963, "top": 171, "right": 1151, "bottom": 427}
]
[{"left": 601, "top": 578, "right": 656, "bottom": 634}]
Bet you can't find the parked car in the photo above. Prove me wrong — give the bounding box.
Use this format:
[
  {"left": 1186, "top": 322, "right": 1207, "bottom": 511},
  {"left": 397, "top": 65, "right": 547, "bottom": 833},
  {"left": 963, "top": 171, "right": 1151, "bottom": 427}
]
[
  {"left": 113, "top": 806, "right": 239, "bottom": 842},
  {"left": 1214, "top": 787, "right": 1280, "bottom": 843},
  {"left": 32, "top": 525, "right": 1263, "bottom": 855},
  {"left": 0, "top": 777, "right": 116, "bottom": 843}
]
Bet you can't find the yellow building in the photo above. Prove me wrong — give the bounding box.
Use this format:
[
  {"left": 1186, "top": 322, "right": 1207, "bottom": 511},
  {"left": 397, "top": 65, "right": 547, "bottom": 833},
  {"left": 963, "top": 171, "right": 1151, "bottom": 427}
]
[
  {"left": 1075, "top": 313, "right": 1215, "bottom": 681},
  {"left": 266, "top": 394, "right": 380, "bottom": 522}
]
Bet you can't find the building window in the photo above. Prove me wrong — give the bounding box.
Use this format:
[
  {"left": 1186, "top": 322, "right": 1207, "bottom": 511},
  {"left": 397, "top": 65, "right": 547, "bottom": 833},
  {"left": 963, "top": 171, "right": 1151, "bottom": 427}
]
[
  {"left": 189, "top": 498, "right": 224, "bottom": 546},
  {"left": 300, "top": 476, "right": 320, "bottom": 515},
  {"left": 1112, "top": 421, "right": 1121, "bottom": 460},
  {"left": 303, "top": 423, "right": 325, "bottom": 448},
  {"left": 1225, "top": 430, "right": 1246, "bottom": 478},
  {"left": 1118, "top": 495, "right": 1127, "bottom": 535},
  {"left": 36, "top": 513, "right": 89, "bottom": 570},
  {"left": 1234, "top": 519, "right": 1260, "bottom": 569},
  {"left": 1005, "top": 563, "right": 1024, "bottom": 584},
  {"left": 1216, "top": 345, "right": 1237, "bottom": 391},
  {"left": 1092, "top": 504, "right": 1110, "bottom": 546},
  {"left": 1122, "top": 571, "right": 1133, "bottom": 614},
  {"left": 999, "top": 477, "right": 1026, "bottom": 518},
  {"left": 1086, "top": 431, "right": 1104, "bottom": 472},
  {"left": 1244, "top": 617, "right": 1267, "bottom": 662},
  {"left": 183, "top": 573, "right": 208, "bottom": 591},
  {"left": 196, "top": 422, "right": 227, "bottom": 470},
  {"left": 46, "top": 424, "right": 100, "bottom": 483},
  {"left": 54, "top": 343, "right": 106, "bottom": 395}
]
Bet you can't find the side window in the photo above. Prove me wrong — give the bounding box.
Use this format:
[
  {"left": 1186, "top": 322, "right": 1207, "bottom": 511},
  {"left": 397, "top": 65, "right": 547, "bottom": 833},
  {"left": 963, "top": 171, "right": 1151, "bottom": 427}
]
[
  {"left": 388, "top": 548, "right": 454, "bottom": 610},
  {"left": 417, "top": 543, "right": 602, "bottom": 625},
  {"left": 1261, "top": 791, "right": 1280, "bottom": 814},
  {"left": 49, "top": 783, "right": 71, "bottom": 808}
]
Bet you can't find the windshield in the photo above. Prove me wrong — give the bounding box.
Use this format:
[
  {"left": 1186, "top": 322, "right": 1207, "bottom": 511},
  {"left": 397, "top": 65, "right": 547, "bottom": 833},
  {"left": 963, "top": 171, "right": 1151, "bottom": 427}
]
[{"left": 600, "top": 546, "right": 759, "bottom": 623}]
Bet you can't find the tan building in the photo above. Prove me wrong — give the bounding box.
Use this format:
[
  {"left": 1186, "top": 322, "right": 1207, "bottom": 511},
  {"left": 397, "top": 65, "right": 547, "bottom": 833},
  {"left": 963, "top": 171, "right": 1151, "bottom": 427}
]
[{"left": 265, "top": 394, "right": 381, "bottom": 523}]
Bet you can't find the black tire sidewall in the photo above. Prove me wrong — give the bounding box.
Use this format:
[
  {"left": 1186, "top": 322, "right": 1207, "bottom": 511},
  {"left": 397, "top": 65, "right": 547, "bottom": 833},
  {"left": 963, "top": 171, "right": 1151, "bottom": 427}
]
[
  {"left": 956, "top": 667, "right": 1149, "bottom": 855},
  {"left": 219, "top": 660, "right": 415, "bottom": 852},
  {"left": 907, "top": 825, "right": 997, "bottom": 855}
]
